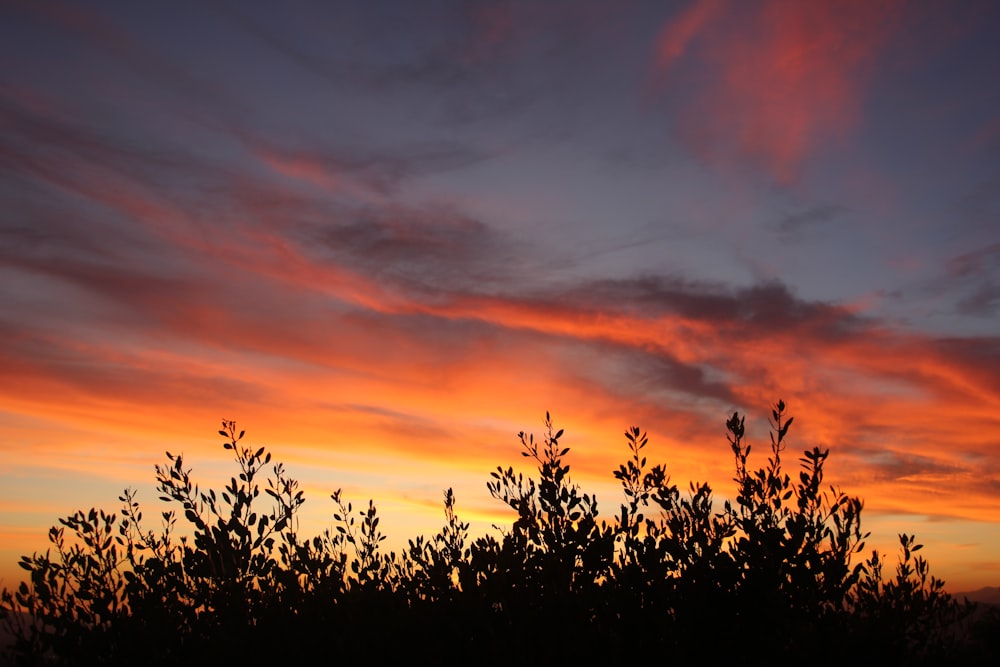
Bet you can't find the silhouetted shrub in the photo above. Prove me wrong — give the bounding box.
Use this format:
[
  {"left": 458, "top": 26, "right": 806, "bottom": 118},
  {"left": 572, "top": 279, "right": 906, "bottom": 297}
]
[{"left": 1, "top": 402, "right": 986, "bottom": 665}]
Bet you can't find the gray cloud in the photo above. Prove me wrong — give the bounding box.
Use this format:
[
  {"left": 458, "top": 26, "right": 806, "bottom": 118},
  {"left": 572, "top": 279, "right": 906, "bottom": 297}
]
[
  {"left": 558, "top": 275, "right": 865, "bottom": 342},
  {"left": 774, "top": 204, "right": 850, "bottom": 237},
  {"left": 864, "top": 451, "right": 970, "bottom": 483},
  {"left": 947, "top": 243, "right": 1000, "bottom": 317}
]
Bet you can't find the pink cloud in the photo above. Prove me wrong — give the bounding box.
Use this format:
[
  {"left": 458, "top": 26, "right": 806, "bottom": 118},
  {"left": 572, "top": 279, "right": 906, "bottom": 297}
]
[
  {"left": 652, "top": 0, "right": 906, "bottom": 184},
  {"left": 653, "top": 0, "right": 726, "bottom": 72},
  {"left": 247, "top": 142, "right": 388, "bottom": 206}
]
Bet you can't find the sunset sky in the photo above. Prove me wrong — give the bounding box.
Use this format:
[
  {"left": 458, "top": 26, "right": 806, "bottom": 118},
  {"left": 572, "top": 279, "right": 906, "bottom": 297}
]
[{"left": 1, "top": 0, "right": 999, "bottom": 593}]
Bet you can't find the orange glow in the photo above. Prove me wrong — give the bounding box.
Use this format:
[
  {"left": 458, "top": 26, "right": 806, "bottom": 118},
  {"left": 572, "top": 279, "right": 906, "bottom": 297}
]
[
  {"left": 1, "top": 0, "right": 997, "bottom": 602},
  {"left": 4, "top": 258, "right": 998, "bottom": 591}
]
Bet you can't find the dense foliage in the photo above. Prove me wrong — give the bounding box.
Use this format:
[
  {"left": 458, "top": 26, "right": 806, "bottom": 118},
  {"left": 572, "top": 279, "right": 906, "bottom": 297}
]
[{"left": 1, "top": 402, "right": 993, "bottom": 665}]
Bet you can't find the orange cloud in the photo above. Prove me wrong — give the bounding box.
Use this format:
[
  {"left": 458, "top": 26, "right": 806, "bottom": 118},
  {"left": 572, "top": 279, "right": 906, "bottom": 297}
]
[{"left": 3, "top": 275, "right": 998, "bottom": 591}]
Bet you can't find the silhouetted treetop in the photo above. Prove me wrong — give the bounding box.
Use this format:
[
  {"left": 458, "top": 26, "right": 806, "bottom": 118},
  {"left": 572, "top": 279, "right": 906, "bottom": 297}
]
[{"left": 1, "top": 401, "right": 986, "bottom": 666}]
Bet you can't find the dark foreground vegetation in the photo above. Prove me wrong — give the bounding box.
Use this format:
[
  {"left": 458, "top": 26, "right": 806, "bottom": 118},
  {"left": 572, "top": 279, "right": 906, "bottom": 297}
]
[{"left": 2, "top": 402, "right": 997, "bottom": 665}]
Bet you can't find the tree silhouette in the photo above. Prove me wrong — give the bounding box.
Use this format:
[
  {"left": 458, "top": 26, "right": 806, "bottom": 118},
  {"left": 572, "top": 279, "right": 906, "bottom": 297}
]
[{"left": 1, "top": 402, "right": 989, "bottom": 665}]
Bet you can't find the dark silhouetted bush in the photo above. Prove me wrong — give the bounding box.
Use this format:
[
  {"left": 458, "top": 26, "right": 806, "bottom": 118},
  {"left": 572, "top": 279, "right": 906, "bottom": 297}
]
[{"left": 1, "top": 403, "right": 989, "bottom": 665}]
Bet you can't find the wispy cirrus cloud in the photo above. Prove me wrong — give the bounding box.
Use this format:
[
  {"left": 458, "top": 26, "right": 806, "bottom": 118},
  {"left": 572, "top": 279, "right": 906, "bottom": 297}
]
[
  {"left": 652, "top": 0, "right": 725, "bottom": 72},
  {"left": 651, "top": 0, "right": 906, "bottom": 184},
  {"left": 243, "top": 133, "right": 490, "bottom": 199}
]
